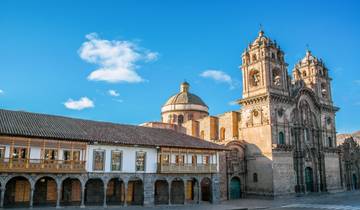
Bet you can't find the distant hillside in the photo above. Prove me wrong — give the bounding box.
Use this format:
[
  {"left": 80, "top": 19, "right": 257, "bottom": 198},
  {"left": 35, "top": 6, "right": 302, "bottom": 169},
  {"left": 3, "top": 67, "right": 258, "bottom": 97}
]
[{"left": 337, "top": 130, "right": 360, "bottom": 145}]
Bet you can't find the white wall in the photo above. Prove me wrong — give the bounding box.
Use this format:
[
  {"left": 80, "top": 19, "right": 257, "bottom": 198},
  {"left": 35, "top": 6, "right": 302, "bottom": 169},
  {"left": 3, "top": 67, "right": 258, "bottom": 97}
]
[{"left": 87, "top": 145, "right": 157, "bottom": 173}]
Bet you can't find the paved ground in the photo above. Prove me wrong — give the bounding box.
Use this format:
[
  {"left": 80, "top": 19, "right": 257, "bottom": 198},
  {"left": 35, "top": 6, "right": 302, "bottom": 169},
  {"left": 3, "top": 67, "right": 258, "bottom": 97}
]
[{"left": 7, "top": 191, "right": 360, "bottom": 210}]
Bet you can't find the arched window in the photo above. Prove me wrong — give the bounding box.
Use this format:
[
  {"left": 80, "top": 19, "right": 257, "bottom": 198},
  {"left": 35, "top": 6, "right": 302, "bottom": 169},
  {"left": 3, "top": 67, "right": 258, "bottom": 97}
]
[
  {"left": 271, "top": 53, "right": 275, "bottom": 59},
  {"left": 200, "top": 130, "right": 205, "bottom": 139},
  {"left": 178, "top": 115, "right": 184, "bottom": 124},
  {"left": 253, "top": 173, "right": 258, "bottom": 183},
  {"left": 278, "top": 132, "right": 285, "bottom": 145},
  {"left": 249, "top": 70, "right": 260, "bottom": 87},
  {"left": 321, "top": 83, "right": 328, "bottom": 98},
  {"left": 252, "top": 54, "right": 257, "bottom": 62},
  {"left": 272, "top": 68, "right": 281, "bottom": 86},
  {"left": 328, "top": 137, "right": 333, "bottom": 147},
  {"left": 220, "top": 127, "right": 226, "bottom": 141}
]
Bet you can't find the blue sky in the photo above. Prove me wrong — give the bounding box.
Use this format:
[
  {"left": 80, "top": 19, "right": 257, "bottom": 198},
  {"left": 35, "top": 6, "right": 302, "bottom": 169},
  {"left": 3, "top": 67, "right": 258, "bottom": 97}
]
[{"left": 0, "top": 0, "right": 359, "bottom": 134}]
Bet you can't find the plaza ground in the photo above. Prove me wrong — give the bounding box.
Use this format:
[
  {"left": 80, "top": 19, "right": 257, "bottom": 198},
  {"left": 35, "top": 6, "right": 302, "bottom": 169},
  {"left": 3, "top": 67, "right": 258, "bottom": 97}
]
[{"left": 3, "top": 191, "right": 360, "bottom": 210}]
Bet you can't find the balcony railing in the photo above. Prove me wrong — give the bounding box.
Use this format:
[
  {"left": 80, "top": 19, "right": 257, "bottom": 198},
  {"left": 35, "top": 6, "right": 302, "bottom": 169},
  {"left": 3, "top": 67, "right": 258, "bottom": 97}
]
[
  {"left": 0, "top": 158, "right": 86, "bottom": 173},
  {"left": 157, "top": 163, "right": 217, "bottom": 173}
]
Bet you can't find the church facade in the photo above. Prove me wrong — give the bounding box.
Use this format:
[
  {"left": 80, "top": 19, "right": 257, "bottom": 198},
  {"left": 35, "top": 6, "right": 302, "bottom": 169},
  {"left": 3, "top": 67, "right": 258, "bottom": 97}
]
[{"left": 147, "top": 30, "right": 343, "bottom": 199}]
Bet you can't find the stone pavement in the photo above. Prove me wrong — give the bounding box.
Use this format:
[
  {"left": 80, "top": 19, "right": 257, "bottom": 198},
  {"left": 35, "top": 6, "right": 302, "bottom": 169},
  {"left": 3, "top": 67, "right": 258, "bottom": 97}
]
[{"left": 4, "top": 191, "right": 360, "bottom": 210}]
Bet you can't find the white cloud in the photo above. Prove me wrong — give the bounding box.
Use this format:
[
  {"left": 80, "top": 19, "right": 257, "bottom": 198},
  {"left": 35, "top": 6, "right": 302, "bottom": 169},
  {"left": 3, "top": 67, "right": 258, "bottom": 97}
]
[
  {"left": 78, "top": 33, "right": 158, "bottom": 83},
  {"left": 64, "top": 97, "right": 94, "bottom": 110},
  {"left": 0, "top": 89, "right": 4, "bottom": 95},
  {"left": 108, "top": 89, "right": 120, "bottom": 97},
  {"left": 228, "top": 100, "right": 238, "bottom": 106},
  {"left": 200, "top": 70, "right": 235, "bottom": 89}
]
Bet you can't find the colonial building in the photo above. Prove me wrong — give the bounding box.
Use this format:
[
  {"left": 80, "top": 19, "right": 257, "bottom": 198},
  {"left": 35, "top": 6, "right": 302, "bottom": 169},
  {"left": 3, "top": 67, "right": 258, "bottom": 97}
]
[
  {"left": 0, "top": 109, "right": 224, "bottom": 208},
  {"left": 145, "top": 30, "right": 344, "bottom": 199}
]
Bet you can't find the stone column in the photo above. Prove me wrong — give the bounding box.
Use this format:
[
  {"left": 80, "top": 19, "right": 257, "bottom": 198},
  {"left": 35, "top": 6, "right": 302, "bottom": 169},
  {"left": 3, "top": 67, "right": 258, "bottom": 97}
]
[
  {"left": 198, "top": 180, "right": 202, "bottom": 204},
  {"left": 183, "top": 180, "right": 187, "bottom": 205},
  {"left": 80, "top": 185, "right": 85, "bottom": 208},
  {"left": 123, "top": 182, "right": 128, "bottom": 207},
  {"left": 29, "top": 187, "right": 34, "bottom": 208},
  {"left": 56, "top": 183, "right": 61, "bottom": 208},
  {"left": 168, "top": 181, "right": 171, "bottom": 205},
  {"left": 0, "top": 186, "right": 5, "bottom": 208},
  {"left": 143, "top": 175, "right": 155, "bottom": 206},
  {"left": 103, "top": 185, "right": 107, "bottom": 208}
]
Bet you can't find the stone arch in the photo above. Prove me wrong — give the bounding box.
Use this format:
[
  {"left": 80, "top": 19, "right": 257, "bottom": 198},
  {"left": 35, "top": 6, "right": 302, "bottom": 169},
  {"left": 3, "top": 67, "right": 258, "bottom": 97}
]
[
  {"left": 200, "top": 177, "right": 212, "bottom": 202},
  {"left": 229, "top": 176, "right": 241, "bottom": 199},
  {"left": 154, "top": 179, "right": 168, "bottom": 205},
  {"left": 178, "top": 114, "right": 184, "bottom": 124},
  {"left": 33, "top": 176, "right": 58, "bottom": 207},
  {"left": 185, "top": 177, "right": 199, "bottom": 203},
  {"left": 4, "top": 176, "right": 31, "bottom": 207},
  {"left": 107, "top": 177, "right": 125, "bottom": 205},
  {"left": 61, "top": 177, "right": 82, "bottom": 206},
  {"left": 278, "top": 131, "right": 285, "bottom": 144},
  {"left": 170, "top": 178, "right": 184, "bottom": 204},
  {"left": 85, "top": 178, "right": 104, "bottom": 206},
  {"left": 249, "top": 69, "right": 260, "bottom": 87},
  {"left": 127, "top": 177, "right": 143, "bottom": 206},
  {"left": 272, "top": 68, "right": 282, "bottom": 86}
]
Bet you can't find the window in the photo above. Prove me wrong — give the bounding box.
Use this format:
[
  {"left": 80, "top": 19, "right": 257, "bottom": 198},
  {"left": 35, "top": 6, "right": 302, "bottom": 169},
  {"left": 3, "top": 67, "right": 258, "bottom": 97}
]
[
  {"left": 249, "top": 70, "right": 260, "bottom": 87},
  {"left": 252, "top": 54, "right": 257, "bottom": 61},
  {"left": 175, "top": 155, "right": 185, "bottom": 165},
  {"left": 0, "top": 147, "right": 5, "bottom": 159},
  {"left": 188, "top": 113, "right": 193, "bottom": 121},
  {"left": 13, "top": 147, "right": 28, "bottom": 159},
  {"left": 63, "top": 150, "right": 80, "bottom": 161},
  {"left": 328, "top": 137, "right": 333, "bottom": 148},
  {"left": 93, "top": 150, "right": 105, "bottom": 171},
  {"left": 178, "top": 115, "right": 184, "bottom": 124},
  {"left": 44, "top": 149, "right": 57, "bottom": 161},
  {"left": 272, "top": 68, "right": 281, "bottom": 86},
  {"left": 191, "top": 155, "right": 197, "bottom": 166},
  {"left": 111, "top": 151, "right": 122, "bottom": 171},
  {"left": 160, "top": 154, "right": 170, "bottom": 165},
  {"left": 136, "top": 151, "right": 146, "bottom": 171},
  {"left": 278, "top": 132, "right": 285, "bottom": 145},
  {"left": 203, "top": 155, "right": 210, "bottom": 165},
  {"left": 253, "top": 173, "right": 258, "bottom": 182}
]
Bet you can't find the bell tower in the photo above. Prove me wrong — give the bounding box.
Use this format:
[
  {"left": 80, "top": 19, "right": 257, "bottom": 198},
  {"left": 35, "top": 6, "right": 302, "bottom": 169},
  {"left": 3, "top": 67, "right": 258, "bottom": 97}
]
[
  {"left": 241, "top": 30, "right": 290, "bottom": 99},
  {"left": 292, "top": 50, "right": 333, "bottom": 105}
]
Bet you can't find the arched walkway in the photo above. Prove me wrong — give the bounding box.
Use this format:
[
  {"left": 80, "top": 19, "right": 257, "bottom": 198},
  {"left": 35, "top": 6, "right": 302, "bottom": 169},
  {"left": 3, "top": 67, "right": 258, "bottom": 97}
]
[
  {"left": 230, "top": 177, "right": 241, "bottom": 199},
  {"left": 85, "top": 178, "right": 104, "bottom": 206},
  {"left": 107, "top": 178, "right": 125, "bottom": 205},
  {"left": 33, "top": 176, "right": 57, "bottom": 206},
  {"left": 127, "top": 178, "right": 143, "bottom": 206},
  {"left": 154, "top": 180, "right": 168, "bottom": 205},
  {"left": 61, "top": 178, "right": 81, "bottom": 206},
  {"left": 201, "top": 177, "right": 212, "bottom": 202},
  {"left": 4, "top": 176, "right": 31, "bottom": 207},
  {"left": 185, "top": 178, "right": 198, "bottom": 203},
  {"left": 170, "top": 178, "right": 184, "bottom": 204},
  {"left": 305, "top": 167, "right": 314, "bottom": 192}
]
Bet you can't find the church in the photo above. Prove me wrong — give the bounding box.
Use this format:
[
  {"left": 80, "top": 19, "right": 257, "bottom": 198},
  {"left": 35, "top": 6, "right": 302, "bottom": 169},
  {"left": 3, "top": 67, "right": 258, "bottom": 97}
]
[{"left": 144, "top": 30, "right": 343, "bottom": 199}]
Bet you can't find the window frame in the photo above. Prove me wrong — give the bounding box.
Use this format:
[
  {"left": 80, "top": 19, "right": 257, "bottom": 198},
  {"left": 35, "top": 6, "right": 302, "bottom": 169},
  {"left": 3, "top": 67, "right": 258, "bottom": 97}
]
[
  {"left": 111, "top": 150, "right": 122, "bottom": 171},
  {"left": 93, "top": 149, "right": 105, "bottom": 171},
  {"left": 135, "top": 151, "right": 146, "bottom": 172},
  {"left": 0, "top": 146, "right": 5, "bottom": 159}
]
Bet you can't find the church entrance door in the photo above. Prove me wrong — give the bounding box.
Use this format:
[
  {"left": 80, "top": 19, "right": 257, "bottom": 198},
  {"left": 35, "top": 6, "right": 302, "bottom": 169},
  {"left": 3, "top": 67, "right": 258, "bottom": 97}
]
[
  {"left": 230, "top": 177, "right": 241, "bottom": 199},
  {"left": 305, "top": 167, "right": 314, "bottom": 192}
]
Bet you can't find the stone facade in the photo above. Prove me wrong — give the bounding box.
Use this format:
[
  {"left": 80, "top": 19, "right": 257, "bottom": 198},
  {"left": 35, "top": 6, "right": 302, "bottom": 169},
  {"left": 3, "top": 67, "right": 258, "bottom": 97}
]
[{"left": 147, "top": 30, "right": 346, "bottom": 200}]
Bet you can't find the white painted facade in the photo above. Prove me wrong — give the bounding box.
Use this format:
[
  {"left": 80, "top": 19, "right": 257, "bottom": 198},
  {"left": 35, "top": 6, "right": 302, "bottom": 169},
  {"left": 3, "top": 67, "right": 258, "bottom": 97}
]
[{"left": 87, "top": 144, "right": 158, "bottom": 173}]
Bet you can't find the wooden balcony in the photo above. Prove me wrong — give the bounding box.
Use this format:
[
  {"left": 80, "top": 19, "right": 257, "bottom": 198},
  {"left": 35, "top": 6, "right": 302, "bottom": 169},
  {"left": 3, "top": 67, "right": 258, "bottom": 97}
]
[
  {"left": 157, "top": 163, "right": 217, "bottom": 174},
  {"left": 0, "top": 158, "right": 86, "bottom": 173}
]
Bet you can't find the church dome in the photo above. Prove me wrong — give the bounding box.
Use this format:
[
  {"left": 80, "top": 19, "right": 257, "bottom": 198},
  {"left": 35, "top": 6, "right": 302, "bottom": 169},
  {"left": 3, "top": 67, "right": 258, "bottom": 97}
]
[{"left": 161, "top": 82, "right": 208, "bottom": 114}]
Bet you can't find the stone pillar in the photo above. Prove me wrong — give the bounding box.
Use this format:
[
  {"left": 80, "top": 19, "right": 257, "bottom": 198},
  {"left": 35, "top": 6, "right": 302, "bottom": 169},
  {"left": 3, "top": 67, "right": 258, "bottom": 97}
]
[
  {"left": 123, "top": 182, "right": 128, "bottom": 207},
  {"left": 211, "top": 174, "right": 221, "bottom": 204},
  {"left": 29, "top": 187, "right": 34, "bottom": 208},
  {"left": 183, "top": 180, "right": 187, "bottom": 205},
  {"left": 103, "top": 185, "right": 107, "bottom": 208},
  {"left": 198, "top": 180, "right": 202, "bottom": 204},
  {"left": 0, "top": 186, "right": 5, "bottom": 208},
  {"left": 168, "top": 181, "right": 171, "bottom": 205},
  {"left": 143, "top": 175, "right": 154, "bottom": 206},
  {"left": 80, "top": 185, "right": 85, "bottom": 208},
  {"left": 56, "top": 183, "right": 61, "bottom": 208}
]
